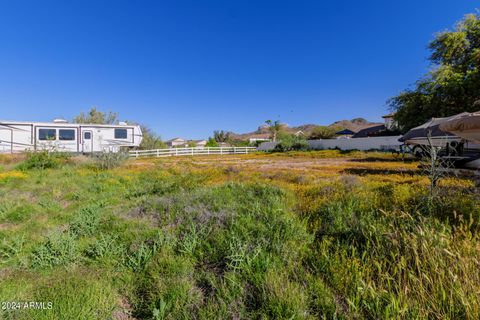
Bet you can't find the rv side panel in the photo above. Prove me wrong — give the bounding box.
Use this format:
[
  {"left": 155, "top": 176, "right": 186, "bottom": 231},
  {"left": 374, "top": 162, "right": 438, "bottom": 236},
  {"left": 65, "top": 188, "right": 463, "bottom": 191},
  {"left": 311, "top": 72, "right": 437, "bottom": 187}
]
[{"left": 34, "top": 125, "right": 79, "bottom": 152}]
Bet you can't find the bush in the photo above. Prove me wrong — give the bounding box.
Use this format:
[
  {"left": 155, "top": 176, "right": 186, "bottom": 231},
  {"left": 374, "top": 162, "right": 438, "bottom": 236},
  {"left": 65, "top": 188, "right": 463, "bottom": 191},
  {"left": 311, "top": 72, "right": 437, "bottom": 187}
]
[
  {"left": 17, "top": 150, "right": 70, "bottom": 170},
  {"left": 273, "top": 133, "right": 309, "bottom": 152},
  {"left": 92, "top": 151, "right": 129, "bottom": 170},
  {"left": 205, "top": 137, "right": 218, "bottom": 147}
]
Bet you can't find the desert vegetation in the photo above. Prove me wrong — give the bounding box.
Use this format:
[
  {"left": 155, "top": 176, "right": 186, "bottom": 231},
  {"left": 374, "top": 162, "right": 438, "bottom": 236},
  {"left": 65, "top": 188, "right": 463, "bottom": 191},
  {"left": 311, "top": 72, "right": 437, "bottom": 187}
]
[{"left": 0, "top": 150, "right": 479, "bottom": 319}]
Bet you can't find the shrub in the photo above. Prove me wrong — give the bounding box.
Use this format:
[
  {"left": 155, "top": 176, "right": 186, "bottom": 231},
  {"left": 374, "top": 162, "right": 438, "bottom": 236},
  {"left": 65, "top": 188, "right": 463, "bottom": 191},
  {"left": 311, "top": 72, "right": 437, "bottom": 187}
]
[
  {"left": 17, "top": 150, "right": 70, "bottom": 170},
  {"left": 92, "top": 151, "right": 129, "bottom": 170},
  {"left": 273, "top": 133, "right": 309, "bottom": 152},
  {"left": 205, "top": 137, "right": 219, "bottom": 147}
]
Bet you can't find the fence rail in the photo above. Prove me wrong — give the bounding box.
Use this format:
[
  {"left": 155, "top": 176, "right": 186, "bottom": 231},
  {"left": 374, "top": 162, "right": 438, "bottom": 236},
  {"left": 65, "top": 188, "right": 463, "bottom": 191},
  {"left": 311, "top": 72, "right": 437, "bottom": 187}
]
[{"left": 129, "top": 147, "right": 257, "bottom": 158}]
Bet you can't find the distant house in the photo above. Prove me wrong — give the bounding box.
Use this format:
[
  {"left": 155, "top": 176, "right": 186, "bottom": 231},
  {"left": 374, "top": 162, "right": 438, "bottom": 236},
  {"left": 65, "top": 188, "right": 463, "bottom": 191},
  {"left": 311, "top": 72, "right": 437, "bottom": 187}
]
[
  {"left": 352, "top": 124, "right": 386, "bottom": 138},
  {"left": 166, "top": 138, "right": 188, "bottom": 147},
  {"left": 294, "top": 130, "right": 305, "bottom": 137},
  {"left": 335, "top": 129, "right": 356, "bottom": 138},
  {"left": 247, "top": 133, "right": 271, "bottom": 144},
  {"left": 352, "top": 113, "right": 398, "bottom": 138},
  {"left": 192, "top": 139, "right": 207, "bottom": 147},
  {"left": 382, "top": 113, "right": 397, "bottom": 130}
]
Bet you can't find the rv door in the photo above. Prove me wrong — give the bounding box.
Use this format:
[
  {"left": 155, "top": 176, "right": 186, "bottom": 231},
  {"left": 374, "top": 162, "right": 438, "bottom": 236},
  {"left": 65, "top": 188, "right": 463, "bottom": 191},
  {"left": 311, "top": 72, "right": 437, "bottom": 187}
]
[{"left": 82, "top": 130, "right": 93, "bottom": 153}]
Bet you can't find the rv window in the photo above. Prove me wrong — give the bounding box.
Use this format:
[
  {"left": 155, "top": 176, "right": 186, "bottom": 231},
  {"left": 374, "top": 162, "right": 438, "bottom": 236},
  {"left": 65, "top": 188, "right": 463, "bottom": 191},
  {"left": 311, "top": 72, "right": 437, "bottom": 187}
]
[
  {"left": 84, "top": 132, "right": 91, "bottom": 139},
  {"left": 59, "top": 129, "right": 75, "bottom": 141},
  {"left": 38, "top": 129, "right": 56, "bottom": 141},
  {"left": 114, "top": 128, "right": 128, "bottom": 139}
]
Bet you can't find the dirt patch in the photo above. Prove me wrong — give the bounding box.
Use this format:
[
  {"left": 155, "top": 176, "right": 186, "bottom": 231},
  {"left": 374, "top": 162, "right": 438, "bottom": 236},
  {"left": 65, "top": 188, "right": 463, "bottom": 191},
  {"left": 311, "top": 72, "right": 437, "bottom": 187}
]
[
  {"left": 112, "top": 297, "right": 136, "bottom": 320},
  {"left": 0, "top": 154, "right": 26, "bottom": 165},
  {"left": 0, "top": 223, "right": 14, "bottom": 230}
]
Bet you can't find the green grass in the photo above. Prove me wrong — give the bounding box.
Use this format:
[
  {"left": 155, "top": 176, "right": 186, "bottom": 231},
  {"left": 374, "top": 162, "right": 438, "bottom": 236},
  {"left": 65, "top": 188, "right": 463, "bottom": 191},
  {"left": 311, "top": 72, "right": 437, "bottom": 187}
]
[{"left": 0, "top": 153, "right": 479, "bottom": 319}]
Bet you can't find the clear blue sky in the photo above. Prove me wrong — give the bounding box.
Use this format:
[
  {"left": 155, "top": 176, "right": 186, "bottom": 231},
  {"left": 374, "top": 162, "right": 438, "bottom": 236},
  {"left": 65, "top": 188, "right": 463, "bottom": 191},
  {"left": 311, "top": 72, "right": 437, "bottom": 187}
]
[{"left": 0, "top": 1, "right": 477, "bottom": 139}]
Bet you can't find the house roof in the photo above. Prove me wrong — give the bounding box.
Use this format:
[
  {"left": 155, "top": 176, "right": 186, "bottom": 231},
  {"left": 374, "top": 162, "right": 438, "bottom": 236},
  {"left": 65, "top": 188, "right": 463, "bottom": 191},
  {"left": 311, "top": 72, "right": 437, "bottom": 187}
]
[
  {"left": 166, "top": 137, "right": 185, "bottom": 142},
  {"left": 382, "top": 113, "right": 396, "bottom": 118},
  {"left": 335, "top": 129, "right": 356, "bottom": 135},
  {"left": 352, "top": 125, "right": 386, "bottom": 138}
]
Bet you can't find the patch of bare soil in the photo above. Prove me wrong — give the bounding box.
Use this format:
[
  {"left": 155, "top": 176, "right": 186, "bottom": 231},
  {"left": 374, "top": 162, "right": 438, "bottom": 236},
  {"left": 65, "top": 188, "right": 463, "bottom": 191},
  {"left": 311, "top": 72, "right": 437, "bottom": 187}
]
[
  {"left": 0, "top": 223, "right": 14, "bottom": 230},
  {"left": 112, "top": 297, "right": 136, "bottom": 320},
  {"left": 190, "top": 157, "right": 352, "bottom": 171}
]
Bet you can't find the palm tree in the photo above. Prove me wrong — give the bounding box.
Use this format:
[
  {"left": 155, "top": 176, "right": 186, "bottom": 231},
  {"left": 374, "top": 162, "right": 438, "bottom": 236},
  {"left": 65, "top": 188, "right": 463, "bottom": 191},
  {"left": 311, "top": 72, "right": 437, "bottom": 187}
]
[{"left": 265, "top": 120, "right": 282, "bottom": 142}]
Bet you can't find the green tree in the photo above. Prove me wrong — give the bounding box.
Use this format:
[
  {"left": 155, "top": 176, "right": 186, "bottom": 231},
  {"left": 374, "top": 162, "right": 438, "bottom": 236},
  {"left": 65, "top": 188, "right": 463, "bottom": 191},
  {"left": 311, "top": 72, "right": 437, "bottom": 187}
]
[
  {"left": 73, "top": 107, "right": 119, "bottom": 124},
  {"left": 389, "top": 13, "right": 480, "bottom": 131},
  {"left": 205, "top": 137, "right": 218, "bottom": 147},
  {"left": 138, "top": 125, "right": 167, "bottom": 150},
  {"left": 213, "top": 130, "right": 231, "bottom": 143},
  {"left": 308, "top": 126, "right": 337, "bottom": 139},
  {"left": 265, "top": 120, "right": 283, "bottom": 142},
  {"left": 273, "top": 132, "right": 309, "bottom": 152}
]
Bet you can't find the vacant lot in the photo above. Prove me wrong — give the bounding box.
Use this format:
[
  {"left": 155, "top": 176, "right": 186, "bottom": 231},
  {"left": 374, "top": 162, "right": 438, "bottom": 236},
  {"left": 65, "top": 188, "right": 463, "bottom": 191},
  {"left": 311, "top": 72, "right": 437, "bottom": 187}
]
[{"left": 0, "top": 151, "right": 479, "bottom": 319}]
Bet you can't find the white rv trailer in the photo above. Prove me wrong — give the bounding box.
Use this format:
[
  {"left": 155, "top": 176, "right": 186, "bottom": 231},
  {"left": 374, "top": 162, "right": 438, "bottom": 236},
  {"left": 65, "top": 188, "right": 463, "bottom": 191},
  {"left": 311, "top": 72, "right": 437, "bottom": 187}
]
[{"left": 0, "top": 119, "right": 143, "bottom": 153}]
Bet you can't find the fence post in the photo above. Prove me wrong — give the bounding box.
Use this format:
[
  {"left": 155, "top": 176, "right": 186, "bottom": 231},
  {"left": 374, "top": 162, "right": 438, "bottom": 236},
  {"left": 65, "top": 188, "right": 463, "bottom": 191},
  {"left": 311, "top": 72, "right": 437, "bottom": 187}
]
[
  {"left": 191, "top": 148, "right": 194, "bottom": 156},
  {"left": 136, "top": 151, "right": 139, "bottom": 158},
  {"left": 220, "top": 148, "right": 223, "bottom": 155},
  {"left": 175, "top": 148, "right": 178, "bottom": 156},
  {"left": 156, "top": 149, "right": 159, "bottom": 157},
  {"left": 207, "top": 147, "right": 210, "bottom": 155}
]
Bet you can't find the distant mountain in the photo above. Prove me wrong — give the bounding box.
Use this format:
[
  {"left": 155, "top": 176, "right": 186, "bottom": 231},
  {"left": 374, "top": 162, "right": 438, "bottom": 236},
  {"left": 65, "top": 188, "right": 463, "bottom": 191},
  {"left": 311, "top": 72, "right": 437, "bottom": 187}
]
[
  {"left": 230, "top": 118, "right": 383, "bottom": 140},
  {"left": 329, "top": 118, "right": 382, "bottom": 132}
]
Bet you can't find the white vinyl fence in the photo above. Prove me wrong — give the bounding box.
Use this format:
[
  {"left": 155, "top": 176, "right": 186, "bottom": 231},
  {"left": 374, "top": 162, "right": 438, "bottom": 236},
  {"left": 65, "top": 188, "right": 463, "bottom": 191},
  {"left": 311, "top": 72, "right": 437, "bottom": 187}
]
[
  {"left": 129, "top": 146, "right": 257, "bottom": 158},
  {"left": 258, "top": 136, "right": 403, "bottom": 151}
]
